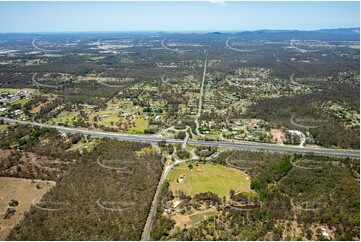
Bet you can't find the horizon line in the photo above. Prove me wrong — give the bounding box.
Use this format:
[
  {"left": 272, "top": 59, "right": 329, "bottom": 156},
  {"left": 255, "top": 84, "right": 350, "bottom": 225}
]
[{"left": 0, "top": 27, "right": 360, "bottom": 35}]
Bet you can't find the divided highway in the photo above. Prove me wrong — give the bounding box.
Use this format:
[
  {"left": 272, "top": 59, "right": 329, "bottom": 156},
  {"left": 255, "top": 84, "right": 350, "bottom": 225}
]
[{"left": 1, "top": 117, "right": 359, "bottom": 159}]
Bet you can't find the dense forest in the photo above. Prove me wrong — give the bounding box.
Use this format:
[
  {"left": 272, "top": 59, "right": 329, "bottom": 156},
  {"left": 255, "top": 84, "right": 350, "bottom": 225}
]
[{"left": 7, "top": 139, "right": 163, "bottom": 240}]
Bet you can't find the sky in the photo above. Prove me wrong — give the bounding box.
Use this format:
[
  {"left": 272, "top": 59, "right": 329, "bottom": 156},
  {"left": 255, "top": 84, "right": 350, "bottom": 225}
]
[{"left": 0, "top": 1, "right": 359, "bottom": 32}]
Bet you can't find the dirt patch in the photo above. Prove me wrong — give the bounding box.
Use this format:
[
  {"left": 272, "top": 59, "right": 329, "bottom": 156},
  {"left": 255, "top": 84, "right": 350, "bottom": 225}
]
[
  {"left": 0, "top": 149, "right": 11, "bottom": 159},
  {"left": 0, "top": 177, "right": 55, "bottom": 240},
  {"left": 168, "top": 207, "right": 219, "bottom": 235},
  {"left": 271, "top": 129, "right": 286, "bottom": 144},
  {"left": 135, "top": 146, "right": 155, "bottom": 156}
]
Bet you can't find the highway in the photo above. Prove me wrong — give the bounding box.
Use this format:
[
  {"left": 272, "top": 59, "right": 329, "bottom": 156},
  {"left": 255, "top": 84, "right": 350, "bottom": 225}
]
[{"left": 1, "top": 117, "right": 359, "bottom": 159}]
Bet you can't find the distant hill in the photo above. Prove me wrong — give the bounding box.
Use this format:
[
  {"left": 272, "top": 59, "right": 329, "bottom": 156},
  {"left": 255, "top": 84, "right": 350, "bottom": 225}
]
[
  {"left": 316, "top": 28, "right": 360, "bottom": 35},
  {"left": 208, "top": 28, "right": 360, "bottom": 41}
]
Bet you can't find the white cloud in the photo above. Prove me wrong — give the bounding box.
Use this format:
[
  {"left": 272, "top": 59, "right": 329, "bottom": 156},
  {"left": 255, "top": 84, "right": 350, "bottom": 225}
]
[{"left": 209, "top": 0, "right": 227, "bottom": 7}]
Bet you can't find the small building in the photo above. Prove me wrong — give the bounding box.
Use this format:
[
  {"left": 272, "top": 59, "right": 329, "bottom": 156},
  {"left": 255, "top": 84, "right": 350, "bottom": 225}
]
[
  {"left": 172, "top": 200, "right": 181, "bottom": 209},
  {"left": 320, "top": 227, "right": 330, "bottom": 239},
  {"left": 196, "top": 167, "right": 203, "bottom": 173},
  {"left": 14, "top": 109, "right": 23, "bottom": 116},
  {"left": 178, "top": 174, "right": 185, "bottom": 183}
]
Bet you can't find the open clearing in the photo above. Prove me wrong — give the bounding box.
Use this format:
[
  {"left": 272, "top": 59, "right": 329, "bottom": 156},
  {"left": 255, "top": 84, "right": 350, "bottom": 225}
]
[
  {"left": 0, "top": 177, "right": 55, "bottom": 240},
  {"left": 168, "top": 163, "right": 252, "bottom": 198},
  {"left": 0, "top": 88, "right": 36, "bottom": 94},
  {"left": 170, "top": 207, "right": 218, "bottom": 230}
]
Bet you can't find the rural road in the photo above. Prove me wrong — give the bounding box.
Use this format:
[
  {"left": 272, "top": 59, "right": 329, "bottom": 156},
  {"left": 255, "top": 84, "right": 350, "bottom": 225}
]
[
  {"left": 195, "top": 55, "right": 207, "bottom": 136},
  {"left": 141, "top": 144, "right": 189, "bottom": 241},
  {"left": 1, "top": 117, "right": 359, "bottom": 158}
]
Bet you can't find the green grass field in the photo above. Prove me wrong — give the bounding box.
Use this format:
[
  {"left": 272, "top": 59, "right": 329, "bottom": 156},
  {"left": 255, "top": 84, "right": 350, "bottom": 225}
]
[
  {"left": 0, "top": 88, "right": 36, "bottom": 94},
  {"left": 48, "top": 111, "right": 80, "bottom": 125},
  {"left": 168, "top": 163, "right": 252, "bottom": 198},
  {"left": 128, "top": 117, "right": 149, "bottom": 133},
  {"left": 0, "top": 124, "right": 8, "bottom": 131},
  {"left": 188, "top": 210, "right": 218, "bottom": 226},
  {"left": 11, "top": 99, "right": 28, "bottom": 106}
]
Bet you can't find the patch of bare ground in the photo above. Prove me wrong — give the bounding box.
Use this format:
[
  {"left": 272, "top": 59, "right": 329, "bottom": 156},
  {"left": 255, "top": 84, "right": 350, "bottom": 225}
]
[
  {"left": 167, "top": 205, "right": 219, "bottom": 234},
  {"left": 0, "top": 177, "right": 55, "bottom": 240},
  {"left": 277, "top": 220, "right": 336, "bottom": 240}
]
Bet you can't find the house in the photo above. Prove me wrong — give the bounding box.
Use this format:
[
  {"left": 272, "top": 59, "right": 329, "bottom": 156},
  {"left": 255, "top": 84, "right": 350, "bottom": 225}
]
[
  {"left": 178, "top": 174, "right": 185, "bottom": 183},
  {"left": 196, "top": 167, "right": 203, "bottom": 173},
  {"left": 14, "top": 109, "right": 23, "bottom": 116},
  {"left": 172, "top": 200, "right": 181, "bottom": 209},
  {"left": 320, "top": 227, "right": 330, "bottom": 239}
]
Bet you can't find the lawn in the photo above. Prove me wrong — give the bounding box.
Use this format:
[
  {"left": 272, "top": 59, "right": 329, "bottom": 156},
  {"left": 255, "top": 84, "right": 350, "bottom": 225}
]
[
  {"left": 0, "top": 88, "right": 36, "bottom": 94},
  {"left": 168, "top": 163, "right": 253, "bottom": 198},
  {"left": 188, "top": 210, "right": 218, "bottom": 226},
  {"left": 10, "top": 99, "right": 28, "bottom": 106},
  {"left": 48, "top": 111, "right": 80, "bottom": 125},
  {"left": 90, "top": 109, "right": 119, "bottom": 127},
  {"left": 128, "top": 117, "right": 149, "bottom": 133}
]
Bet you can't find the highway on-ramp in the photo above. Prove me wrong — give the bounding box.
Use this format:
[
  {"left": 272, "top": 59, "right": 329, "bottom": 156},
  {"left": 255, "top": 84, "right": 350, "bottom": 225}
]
[{"left": 1, "top": 117, "right": 359, "bottom": 159}]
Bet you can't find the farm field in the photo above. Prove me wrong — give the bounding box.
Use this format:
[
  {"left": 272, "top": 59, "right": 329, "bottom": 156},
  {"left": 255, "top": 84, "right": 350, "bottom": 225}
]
[
  {"left": 0, "top": 177, "right": 55, "bottom": 240},
  {"left": 167, "top": 163, "right": 253, "bottom": 198}
]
